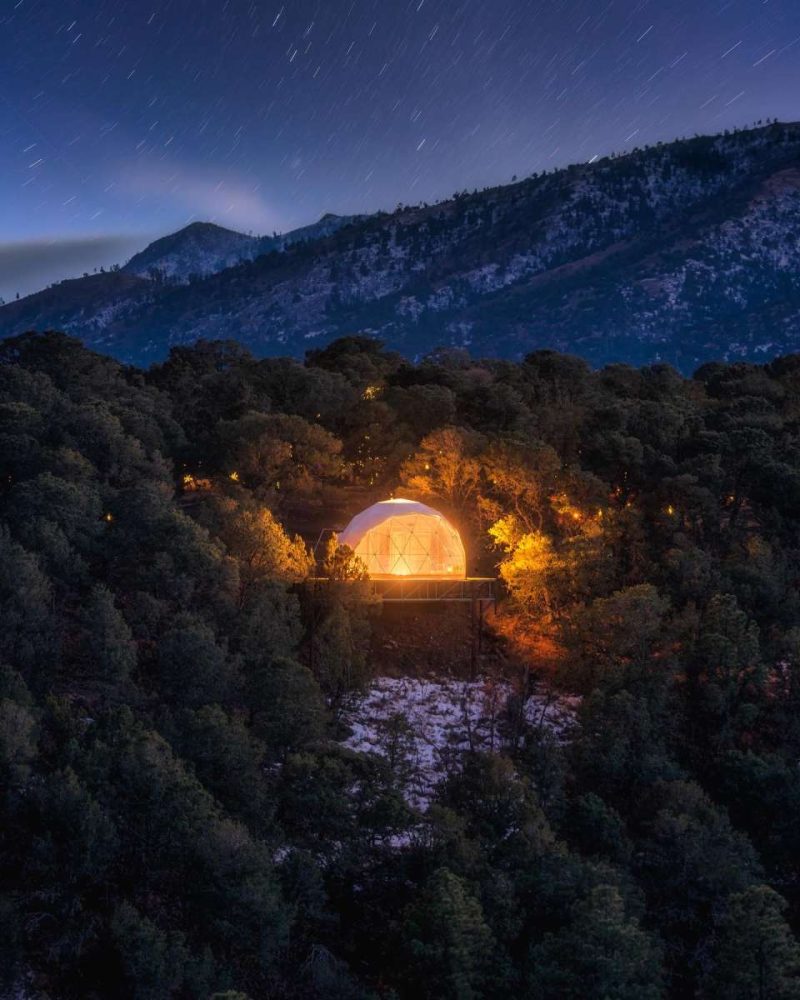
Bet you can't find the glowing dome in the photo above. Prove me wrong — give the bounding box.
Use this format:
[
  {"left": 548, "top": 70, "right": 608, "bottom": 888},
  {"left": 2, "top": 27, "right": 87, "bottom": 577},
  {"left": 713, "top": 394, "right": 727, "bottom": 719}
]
[{"left": 338, "top": 498, "right": 467, "bottom": 579}]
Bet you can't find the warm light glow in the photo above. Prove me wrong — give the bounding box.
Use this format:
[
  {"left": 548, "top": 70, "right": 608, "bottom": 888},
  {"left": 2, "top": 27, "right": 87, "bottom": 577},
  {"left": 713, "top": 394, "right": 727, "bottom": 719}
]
[
  {"left": 104, "top": 512, "right": 114, "bottom": 523},
  {"left": 362, "top": 385, "right": 382, "bottom": 400},
  {"left": 182, "top": 473, "right": 212, "bottom": 492},
  {"left": 338, "top": 498, "right": 467, "bottom": 579},
  {"left": 229, "top": 470, "right": 240, "bottom": 482},
  {"left": 551, "top": 492, "right": 590, "bottom": 527}
]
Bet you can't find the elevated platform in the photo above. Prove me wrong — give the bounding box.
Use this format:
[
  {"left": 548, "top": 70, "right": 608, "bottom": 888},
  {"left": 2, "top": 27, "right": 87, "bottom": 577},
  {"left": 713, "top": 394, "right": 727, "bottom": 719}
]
[
  {"left": 371, "top": 577, "right": 495, "bottom": 603},
  {"left": 305, "top": 576, "right": 495, "bottom": 604},
  {"left": 304, "top": 575, "right": 495, "bottom": 674}
]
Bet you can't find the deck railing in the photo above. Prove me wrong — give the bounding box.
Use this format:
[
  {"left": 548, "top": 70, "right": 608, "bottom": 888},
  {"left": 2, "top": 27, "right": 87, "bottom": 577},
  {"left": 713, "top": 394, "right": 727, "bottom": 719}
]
[{"left": 306, "top": 576, "right": 495, "bottom": 603}]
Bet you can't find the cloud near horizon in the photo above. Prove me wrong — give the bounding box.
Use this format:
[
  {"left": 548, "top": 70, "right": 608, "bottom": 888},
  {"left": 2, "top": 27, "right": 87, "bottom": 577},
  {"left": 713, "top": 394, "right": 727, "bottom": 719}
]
[
  {"left": 0, "top": 161, "right": 291, "bottom": 301},
  {"left": 117, "top": 162, "right": 284, "bottom": 235},
  {"left": 0, "top": 235, "right": 148, "bottom": 302}
]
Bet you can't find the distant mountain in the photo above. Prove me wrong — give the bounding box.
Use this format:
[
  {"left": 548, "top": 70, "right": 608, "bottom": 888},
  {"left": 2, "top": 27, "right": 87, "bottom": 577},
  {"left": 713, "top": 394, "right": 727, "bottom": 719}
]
[
  {"left": 4, "top": 122, "right": 800, "bottom": 371},
  {"left": 123, "top": 213, "right": 363, "bottom": 284},
  {"left": 123, "top": 222, "right": 258, "bottom": 281},
  {"left": 256, "top": 212, "right": 366, "bottom": 257}
]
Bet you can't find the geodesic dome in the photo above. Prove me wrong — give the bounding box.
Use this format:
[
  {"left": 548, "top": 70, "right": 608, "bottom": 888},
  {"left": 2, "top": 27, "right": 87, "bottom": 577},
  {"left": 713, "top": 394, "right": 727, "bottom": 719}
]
[{"left": 338, "top": 498, "right": 466, "bottom": 579}]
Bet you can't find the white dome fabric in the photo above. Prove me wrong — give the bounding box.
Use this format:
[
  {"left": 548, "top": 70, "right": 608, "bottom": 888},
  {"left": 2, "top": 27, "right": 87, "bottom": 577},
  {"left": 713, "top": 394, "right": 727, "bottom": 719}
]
[{"left": 338, "top": 498, "right": 467, "bottom": 579}]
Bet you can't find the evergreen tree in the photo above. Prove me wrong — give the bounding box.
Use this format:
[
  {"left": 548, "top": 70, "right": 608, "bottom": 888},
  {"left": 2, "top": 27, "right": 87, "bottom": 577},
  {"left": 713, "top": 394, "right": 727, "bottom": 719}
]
[
  {"left": 402, "top": 868, "right": 495, "bottom": 1000},
  {"left": 528, "top": 885, "right": 664, "bottom": 1000},
  {"left": 705, "top": 885, "right": 800, "bottom": 1000},
  {"left": 81, "top": 583, "right": 137, "bottom": 689}
]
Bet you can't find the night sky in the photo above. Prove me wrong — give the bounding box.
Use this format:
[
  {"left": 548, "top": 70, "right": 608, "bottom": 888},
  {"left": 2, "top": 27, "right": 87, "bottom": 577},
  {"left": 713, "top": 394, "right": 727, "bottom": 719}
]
[{"left": 2, "top": 0, "right": 800, "bottom": 298}]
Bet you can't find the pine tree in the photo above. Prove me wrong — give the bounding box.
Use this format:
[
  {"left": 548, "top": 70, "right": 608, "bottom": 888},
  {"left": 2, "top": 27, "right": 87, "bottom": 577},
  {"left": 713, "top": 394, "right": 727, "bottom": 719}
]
[
  {"left": 705, "top": 885, "right": 800, "bottom": 1000},
  {"left": 528, "top": 884, "right": 664, "bottom": 999},
  {"left": 82, "top": 583, "right": 136, "bottom": 688},
  {"left": 403, "top": 868, "right": 494, "bottom": 1000}
]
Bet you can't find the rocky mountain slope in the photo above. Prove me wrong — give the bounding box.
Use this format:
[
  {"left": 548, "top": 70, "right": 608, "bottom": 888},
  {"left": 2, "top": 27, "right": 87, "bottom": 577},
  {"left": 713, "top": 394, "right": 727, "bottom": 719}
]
[
  {"left": 123, "top": 213, "right": 361, "bottom": 283},
  {"left": 123, "top": 222, "right": 259, "bottom": 281},
  {"left": 3, "top": 122, "right": 800, "bottom": 371}
]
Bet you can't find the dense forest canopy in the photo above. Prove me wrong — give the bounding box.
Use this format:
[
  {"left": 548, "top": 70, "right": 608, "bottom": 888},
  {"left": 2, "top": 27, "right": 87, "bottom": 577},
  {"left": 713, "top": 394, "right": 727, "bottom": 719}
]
[{"left": 3, "top": 331, "right": 800, "bottom": 998}]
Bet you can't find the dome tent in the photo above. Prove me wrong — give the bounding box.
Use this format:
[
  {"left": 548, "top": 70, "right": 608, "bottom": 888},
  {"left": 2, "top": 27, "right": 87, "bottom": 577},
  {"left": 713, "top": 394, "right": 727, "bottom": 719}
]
[{"left": 338, "top": 498, "right": 466, "bottom": 579}]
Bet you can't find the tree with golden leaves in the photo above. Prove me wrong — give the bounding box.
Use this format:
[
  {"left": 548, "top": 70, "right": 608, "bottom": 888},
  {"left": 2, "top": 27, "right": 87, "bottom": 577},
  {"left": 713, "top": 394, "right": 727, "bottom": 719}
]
[
  {"left": 399, "top": 426, "right": 484, "bottom": 509},
  {"left": 479, "top": 441, "right": 561, "bottom": 534},
  {"left": 490, "top": 515, "right": 564, "bottom": 619},
  {"left": 197, "top": 495, "right": 312, "bottom": 605}
]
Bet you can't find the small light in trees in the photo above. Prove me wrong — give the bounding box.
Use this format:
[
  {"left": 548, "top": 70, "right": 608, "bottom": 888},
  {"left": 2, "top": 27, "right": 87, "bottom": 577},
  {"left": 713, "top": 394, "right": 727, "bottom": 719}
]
[
  {"left": 182, "top": 473, "right": 212, "bottom": 492},
  {"left": 229, "top": 470, "right": 240, "bottom": 482},
  {"left": 665, "top": 505, "right": 676, "bottom": 516},
  {"left": 103, "top": 512, "right": 114, "bottom": 523},
  {"left": 552, "top": 492, "right": 586, "bottom": 525},
  {"left": 362, "top": 384, "right": 382, "bottom": 400}
]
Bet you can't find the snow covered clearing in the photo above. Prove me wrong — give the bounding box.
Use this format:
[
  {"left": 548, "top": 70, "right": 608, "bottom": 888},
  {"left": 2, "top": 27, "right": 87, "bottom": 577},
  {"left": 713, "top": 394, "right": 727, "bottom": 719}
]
[{"left": 342, "top": 675, "right": 578, "bottom": 811}]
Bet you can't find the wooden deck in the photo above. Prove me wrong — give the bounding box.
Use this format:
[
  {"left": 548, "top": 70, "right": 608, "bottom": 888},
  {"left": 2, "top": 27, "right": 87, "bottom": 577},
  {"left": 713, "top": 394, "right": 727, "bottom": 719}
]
[{"left": 306, "top": 576, "right": 495, "bottom": 603}]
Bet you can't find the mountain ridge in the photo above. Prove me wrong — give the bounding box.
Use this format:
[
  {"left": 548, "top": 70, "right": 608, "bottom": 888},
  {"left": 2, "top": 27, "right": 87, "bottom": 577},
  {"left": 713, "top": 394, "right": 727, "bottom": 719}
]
[
  {"left": 122, "top": 213, "right": 362, "bottom": 283},
  {"left": 4, "top": 121, "right": 800, "bottom": 372},
  {"left": 123, "top": 221, "right": 258, "bottom": 280}
]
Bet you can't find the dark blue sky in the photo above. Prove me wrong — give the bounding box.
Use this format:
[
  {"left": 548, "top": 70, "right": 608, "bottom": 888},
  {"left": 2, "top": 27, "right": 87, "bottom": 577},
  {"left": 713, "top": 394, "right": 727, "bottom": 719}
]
[{"left": 2, "top": 0, "right": 799, "bottom": 297}]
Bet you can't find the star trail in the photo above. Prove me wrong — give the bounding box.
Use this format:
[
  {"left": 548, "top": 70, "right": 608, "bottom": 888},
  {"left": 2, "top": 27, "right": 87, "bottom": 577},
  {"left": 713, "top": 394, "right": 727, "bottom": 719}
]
[{"left": 1, "top": 0, "right": 799, "bottom": 295}]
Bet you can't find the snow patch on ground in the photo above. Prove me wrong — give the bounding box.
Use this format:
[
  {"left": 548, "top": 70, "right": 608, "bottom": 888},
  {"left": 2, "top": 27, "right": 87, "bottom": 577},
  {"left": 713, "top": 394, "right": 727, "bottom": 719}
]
[{"left": 342, "top": 676, "right": 577, "bottom": 810}]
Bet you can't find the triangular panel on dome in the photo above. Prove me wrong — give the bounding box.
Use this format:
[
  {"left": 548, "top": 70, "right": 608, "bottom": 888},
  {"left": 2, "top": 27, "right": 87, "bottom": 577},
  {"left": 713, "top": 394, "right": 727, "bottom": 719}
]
[{"left": 338, "top": 498, "right": 466, "bottom": 579}]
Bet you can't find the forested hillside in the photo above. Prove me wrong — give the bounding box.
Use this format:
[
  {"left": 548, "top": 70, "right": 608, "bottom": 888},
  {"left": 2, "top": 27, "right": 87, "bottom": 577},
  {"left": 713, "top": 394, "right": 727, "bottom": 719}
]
[
  {"left": 3, "top": 333, "right": 800, "bottom": 999},
  {"left": 4, "top": 122, "right": 800, "bottom": 371},
  {"left": 122, "top": 215, "right": 361, "bottom": 284}
]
